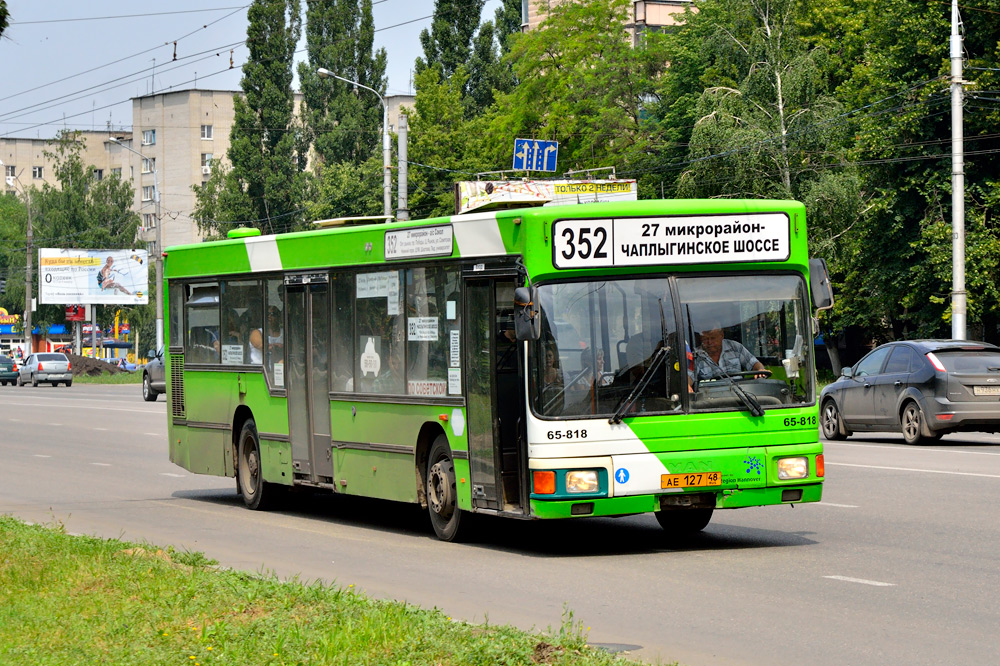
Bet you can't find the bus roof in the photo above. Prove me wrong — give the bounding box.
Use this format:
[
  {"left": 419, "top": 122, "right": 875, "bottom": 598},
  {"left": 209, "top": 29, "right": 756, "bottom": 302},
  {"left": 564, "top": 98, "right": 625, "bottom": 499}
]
[{"left": 163, "top": 199, "right": 808, "bottom": 281}]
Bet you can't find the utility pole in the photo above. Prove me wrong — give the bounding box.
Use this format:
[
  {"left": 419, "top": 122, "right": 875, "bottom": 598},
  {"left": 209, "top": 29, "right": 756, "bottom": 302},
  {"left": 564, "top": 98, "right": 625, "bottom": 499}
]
[
  {"left": 397, "top": 112, "right": 409, "bottom": 221},
  {"left": 951, "top": 0, "right": 966, "bottom": 339},
  {"left": 24, "top": 186, "right": 33, "bottom": 355}
]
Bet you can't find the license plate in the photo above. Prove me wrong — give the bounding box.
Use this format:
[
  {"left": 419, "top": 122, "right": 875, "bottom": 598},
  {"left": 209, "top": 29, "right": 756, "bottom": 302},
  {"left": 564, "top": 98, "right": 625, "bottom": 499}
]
[
  {"left": 661, "top": 471, "right": 721, "bottom": 489},
  {"left": 973, "top": 385, "right": 1000, "bottom": 396}
]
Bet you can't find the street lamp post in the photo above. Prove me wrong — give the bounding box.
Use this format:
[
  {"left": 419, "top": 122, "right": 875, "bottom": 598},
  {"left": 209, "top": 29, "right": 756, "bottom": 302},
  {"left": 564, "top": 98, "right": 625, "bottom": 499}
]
[
  {"left": 111, "top": 137, "right": 164, "bottom": 350},
  {"left": 316, "top": 68, "right": 391, "bottom": 217},
  {"left": 2, "top": 160, "right": 34, "bottom": 356}
]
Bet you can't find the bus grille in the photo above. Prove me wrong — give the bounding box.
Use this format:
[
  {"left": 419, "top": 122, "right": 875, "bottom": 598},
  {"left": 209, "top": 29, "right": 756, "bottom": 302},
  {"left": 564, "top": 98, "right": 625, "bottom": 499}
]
[{"left": 170, "top": 354, "right": 186, "bottom": 418}]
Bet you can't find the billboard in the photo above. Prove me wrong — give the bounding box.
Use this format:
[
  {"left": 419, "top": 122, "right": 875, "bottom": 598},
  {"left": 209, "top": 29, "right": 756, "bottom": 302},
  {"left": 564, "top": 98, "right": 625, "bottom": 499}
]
[
  {"left": 455, "top": 179, "right": 638, "bottom": 214},
  {"left": 39, "top": 249, "right": 148, "bottom": 305}
]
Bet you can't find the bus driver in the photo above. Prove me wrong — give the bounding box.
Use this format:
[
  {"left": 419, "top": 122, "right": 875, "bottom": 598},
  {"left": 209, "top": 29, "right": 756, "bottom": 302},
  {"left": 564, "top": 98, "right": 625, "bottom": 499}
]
[{"left": 693, "top": 326, "right": 766, "bottom": 383}]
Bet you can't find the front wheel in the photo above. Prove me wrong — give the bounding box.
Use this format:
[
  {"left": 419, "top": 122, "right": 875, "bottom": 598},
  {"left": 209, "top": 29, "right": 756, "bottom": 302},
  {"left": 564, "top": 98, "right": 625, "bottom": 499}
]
[
  {"left": 821, "top": 400, "right": 847, "bottom": 440},
  {"left": 655, "top": 508, "right": 714, "bottom": 534},
  {"left": 426, "top": 435, "right": 463, "bottom": 541},
  {"left": 238, "top": 418, "right": 276, "bottom": 510}
]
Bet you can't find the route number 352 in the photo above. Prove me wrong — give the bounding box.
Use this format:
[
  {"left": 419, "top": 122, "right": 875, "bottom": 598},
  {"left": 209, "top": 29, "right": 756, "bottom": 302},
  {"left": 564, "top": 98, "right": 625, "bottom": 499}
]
[{"left": 559, "top": 226, "right": 609, "bottom": 262}]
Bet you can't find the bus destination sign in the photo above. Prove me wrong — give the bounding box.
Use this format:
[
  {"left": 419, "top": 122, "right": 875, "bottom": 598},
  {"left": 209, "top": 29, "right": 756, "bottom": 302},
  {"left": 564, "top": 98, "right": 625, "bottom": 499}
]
[
  {"left": 552, "top": 213, "right": 790, "bottom": 269},
  {"left": 385, "top": 225, "right": 454, "bottom": 260}
]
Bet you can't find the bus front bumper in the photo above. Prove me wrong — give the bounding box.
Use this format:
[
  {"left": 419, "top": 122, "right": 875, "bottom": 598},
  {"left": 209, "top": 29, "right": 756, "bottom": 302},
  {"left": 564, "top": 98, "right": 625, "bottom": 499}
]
[{"left": 528, "top": 482, "right": 823, "bottom": 519}]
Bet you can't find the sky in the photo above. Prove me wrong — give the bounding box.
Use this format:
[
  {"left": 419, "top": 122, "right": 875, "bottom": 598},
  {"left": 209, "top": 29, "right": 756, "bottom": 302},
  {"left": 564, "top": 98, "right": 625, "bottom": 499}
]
[{"left": 0, "top": 1, "right": 502, "bottom": 139}]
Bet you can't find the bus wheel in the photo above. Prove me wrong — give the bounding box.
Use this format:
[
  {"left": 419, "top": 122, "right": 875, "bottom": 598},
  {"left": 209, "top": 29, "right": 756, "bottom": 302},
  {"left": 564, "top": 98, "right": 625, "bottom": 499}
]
[
  {"left": 655, "top": 508, "right": 713, "bottom": 534},
  {"left": 238, "top": 418, "right": 272, "bottom": 510},
  {"left": 426, "top": 435, "right": 463, "bottom": 541}
]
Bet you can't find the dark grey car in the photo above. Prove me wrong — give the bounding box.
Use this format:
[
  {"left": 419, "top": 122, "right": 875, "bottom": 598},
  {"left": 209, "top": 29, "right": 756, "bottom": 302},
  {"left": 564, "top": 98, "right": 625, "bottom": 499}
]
[
  {"left": 142, "top": 346, "right": 166, "bottom": 401},
  {"left": 820, "top": 339, "right": 1000, "bottom": 444}
]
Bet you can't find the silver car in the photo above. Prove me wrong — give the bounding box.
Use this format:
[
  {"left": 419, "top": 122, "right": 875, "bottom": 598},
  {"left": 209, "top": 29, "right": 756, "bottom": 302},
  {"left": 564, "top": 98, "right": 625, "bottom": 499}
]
[
  {"left": 142, "top": 347, "right": 166, "bottom": 401},
  {"left": 18, "top": 352, "right": 73, "bottom": 387}
]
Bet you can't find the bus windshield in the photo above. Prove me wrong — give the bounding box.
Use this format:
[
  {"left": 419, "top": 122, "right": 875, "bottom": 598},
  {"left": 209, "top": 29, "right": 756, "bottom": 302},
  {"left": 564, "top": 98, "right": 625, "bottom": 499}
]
[{"left": 531, "top": 274, "right": 815, "bottom": 419}]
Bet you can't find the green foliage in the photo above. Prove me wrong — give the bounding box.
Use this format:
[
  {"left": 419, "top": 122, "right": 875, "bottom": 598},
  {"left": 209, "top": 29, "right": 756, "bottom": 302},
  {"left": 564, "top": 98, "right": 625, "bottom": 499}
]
[
  {"left": 483, "top": 0, "right": 668, "bottom": 174},
  {"left": 198, "top": 0, "right": 306, "bottom": 237},
  {"left": 0, "top": 0, "right": 7, "bottom": 39},
  {"left": 416, "top": 0, "right": 487, "bottom": 80},
  {"left": 407, "top": 67, "right": 475, "bottom": 219},
  {"left": 307, "top": 157, "right": 384, "bottom": 220},
  {"left": 298, "top": 0, "right": 388, "bottom": 166}
]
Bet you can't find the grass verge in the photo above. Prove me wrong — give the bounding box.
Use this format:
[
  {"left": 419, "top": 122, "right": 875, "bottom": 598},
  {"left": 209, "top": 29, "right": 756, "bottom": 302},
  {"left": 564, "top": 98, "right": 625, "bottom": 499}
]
[
  {"left": 72, "top": 371, "right": 143, "bottom": 384},
  {"left": 0, "top": 516, "right": 652, "bottom": 666}
]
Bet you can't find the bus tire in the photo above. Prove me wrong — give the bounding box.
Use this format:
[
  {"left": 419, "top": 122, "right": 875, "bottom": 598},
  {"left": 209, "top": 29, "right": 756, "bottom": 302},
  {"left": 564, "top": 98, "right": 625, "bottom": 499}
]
[
  {"left": 426, "top": 435, "right": 463, "bottom": 541},
  {"left": 655, "top": 508, "right": 713, "bottom": 534},
  {"left": 237, "top": 418, "right": 273, "bottom": 510}
]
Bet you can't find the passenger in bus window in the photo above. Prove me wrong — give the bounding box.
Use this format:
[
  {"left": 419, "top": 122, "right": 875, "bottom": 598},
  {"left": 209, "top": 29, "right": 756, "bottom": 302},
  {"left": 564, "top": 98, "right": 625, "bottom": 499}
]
[{"left": 693, "top": 326, "right": 765, "bottom": 382}]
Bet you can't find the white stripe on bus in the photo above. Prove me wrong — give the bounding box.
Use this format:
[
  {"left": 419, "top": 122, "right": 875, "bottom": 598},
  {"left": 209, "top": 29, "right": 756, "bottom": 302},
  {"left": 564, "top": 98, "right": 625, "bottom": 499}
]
[
  {"left": 245, "top": 235, "right": 282, "bottom": 272},
  {"left": 452, "top": 212, "right": 506, "bottom": 257}
]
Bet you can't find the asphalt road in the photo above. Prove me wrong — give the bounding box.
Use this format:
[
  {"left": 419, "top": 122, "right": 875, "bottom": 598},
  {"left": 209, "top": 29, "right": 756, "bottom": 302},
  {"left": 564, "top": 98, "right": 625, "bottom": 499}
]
[{"left": 1, "top": 383, "right": 998, "bottom": 665}]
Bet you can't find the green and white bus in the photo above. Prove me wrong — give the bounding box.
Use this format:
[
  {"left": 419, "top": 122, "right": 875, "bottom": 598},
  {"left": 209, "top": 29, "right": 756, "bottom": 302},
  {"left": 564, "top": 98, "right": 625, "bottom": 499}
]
[{"left": 165, "top": 199, "right": 832, "bottom": 540}]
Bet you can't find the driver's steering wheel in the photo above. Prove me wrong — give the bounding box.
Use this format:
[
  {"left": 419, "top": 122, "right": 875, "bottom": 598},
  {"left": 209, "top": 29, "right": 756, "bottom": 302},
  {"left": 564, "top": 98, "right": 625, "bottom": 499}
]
[{"left": 733, "top": 369, "right": 772, "bottom": 379}]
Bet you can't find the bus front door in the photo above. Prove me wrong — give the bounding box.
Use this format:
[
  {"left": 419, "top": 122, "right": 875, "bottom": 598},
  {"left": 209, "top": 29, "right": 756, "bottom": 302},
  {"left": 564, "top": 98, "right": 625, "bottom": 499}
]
[
  {"left": 285, "top": 276, "right": 333, "bottom": 484},
  {"left": 465, "top": 278, "right": 526, "bottom": 515}
]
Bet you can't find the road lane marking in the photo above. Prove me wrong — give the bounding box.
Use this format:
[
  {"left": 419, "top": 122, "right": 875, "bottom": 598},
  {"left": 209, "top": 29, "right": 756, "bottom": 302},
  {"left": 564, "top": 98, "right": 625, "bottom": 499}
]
[
  {"left": 828, "top": 461, "right": 1000, "bottom": 479},
  {"left": 160, "top": 473, "right": 186, "bottom": 478},
  {"left": 0, "top": 400, "right": 163, "bottom": 415},
  {"left": 145, "top": 432, "right": 162, "bottom": 437},
  {"left": 94, "top": 428, "right": 109, "bottom": 431},
  {"left": 825, "top": 441, "right": 1000, "bottom": 456},
  {"left": 816, "top": 502, "right": 858, "bottom": 508},
  {"left": 90, "top": 462, "right": 111, "bottom": 467},
  {"left": 824, "top": 575, "right": 895, "bottom": 587},
  {"left": 33, "top": 454, "right": 51, "bottom": 458}
]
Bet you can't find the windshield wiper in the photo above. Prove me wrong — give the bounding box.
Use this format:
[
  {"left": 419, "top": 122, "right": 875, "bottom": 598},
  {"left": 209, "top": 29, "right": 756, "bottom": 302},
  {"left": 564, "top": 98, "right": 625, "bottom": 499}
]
[
  {"left": 609, "top": 345, "right": 668, "bottom": 424},
  {"left": 694, "top": 349, "right": 764, "bottom": 417}
]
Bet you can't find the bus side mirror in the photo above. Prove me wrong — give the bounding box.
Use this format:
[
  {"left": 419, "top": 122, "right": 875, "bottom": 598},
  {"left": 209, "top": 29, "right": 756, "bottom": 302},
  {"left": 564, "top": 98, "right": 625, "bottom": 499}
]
[
  {"left": 809, "top": 258, "right": 834, "bottom": 310},
  {"left": 513, "top": 287, "right": 540, "bottom": 341}
]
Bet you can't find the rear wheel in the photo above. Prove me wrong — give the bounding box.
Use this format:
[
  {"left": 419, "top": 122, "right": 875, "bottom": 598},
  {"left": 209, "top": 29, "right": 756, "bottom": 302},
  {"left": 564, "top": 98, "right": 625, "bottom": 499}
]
[
  {"left": 901, "top": 402, "right": 937, "bottom": 445},
  {"left": 65, "top": 380, "right": 72, "bottom": 388},
  {"left": 237, "top": 418, "right": 276, "bottom": 510},
  {"left": 821, "top": 400, "right": 847, "bottom": 440},
  {"left": 656, "top": 508, "right": 714, "bottom": 534},
  {"left": 142, "top": 373, "right": 158, "bottom": 401},
  {"left": 31, "top": 374, "right": 38, "bottom": 387},
  {"left": 426, "top": 435, "right": 463, "bottom": 541}
]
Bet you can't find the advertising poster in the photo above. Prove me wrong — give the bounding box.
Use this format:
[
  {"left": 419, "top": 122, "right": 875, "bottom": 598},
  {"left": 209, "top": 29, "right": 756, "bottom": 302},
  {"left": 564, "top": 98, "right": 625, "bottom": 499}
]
[
  {"left": 455, "top": 179, "right": 637, "bottom": 214},
  {"left": 39, "top": 249, "right": 149, "bottom": 305}
]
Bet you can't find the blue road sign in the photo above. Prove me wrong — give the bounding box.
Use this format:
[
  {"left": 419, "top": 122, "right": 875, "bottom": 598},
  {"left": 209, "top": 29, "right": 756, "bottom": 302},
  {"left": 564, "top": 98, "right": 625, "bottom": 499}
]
[
  {"left": 512, "top": 138, "right": 558, "bottom": 172},
  {"left": 615, "top": 468, "right": 630, "bottom": 484}
]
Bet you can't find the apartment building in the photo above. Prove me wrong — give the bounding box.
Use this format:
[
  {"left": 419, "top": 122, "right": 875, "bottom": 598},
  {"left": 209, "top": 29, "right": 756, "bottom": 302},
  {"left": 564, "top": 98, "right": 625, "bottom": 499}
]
[
  {"left": 522, "top": 0, "right": 692, "bottom": 42},
  {"left": 2, "top": 88, "right": 415, "bottom": 249}
]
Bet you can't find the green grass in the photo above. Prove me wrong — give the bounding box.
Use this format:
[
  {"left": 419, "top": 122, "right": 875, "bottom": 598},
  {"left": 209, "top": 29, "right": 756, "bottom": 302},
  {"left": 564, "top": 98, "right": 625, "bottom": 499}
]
[
  {"left": 72, "top": 371, "right": 143, "bottom": 384},
  {"left": 0, "top": 516, "right": 655, "bottom": 666}
]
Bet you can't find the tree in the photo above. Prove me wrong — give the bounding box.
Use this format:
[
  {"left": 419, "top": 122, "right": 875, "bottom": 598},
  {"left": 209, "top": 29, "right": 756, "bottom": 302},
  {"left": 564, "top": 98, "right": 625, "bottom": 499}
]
[
  {"left": 482, "top": 0, "right": 668, "bottom": 174},
  {"left": 197, "top": 0, "right": 305, "bottom": 236},
  {"left": 0, "top": 132, "right": 142, "bottom": 335},
  {"left": 406, "top": 67, "right": 474, "bottom": 219},
  {"left": 415, "top": 0, "right": 486, "bottom": 80},
  {"left": 0, "top": 1, "right": 9, "bottom": 39},
  {"left": 298, "top": 0, "right": 387, "bottom": 167}
]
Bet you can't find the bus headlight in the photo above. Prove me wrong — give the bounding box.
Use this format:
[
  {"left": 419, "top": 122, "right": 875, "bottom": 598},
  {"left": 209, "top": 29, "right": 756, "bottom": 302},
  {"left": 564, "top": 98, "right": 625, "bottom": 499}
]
[
  {"left": 776, "top": 457, "right": 809, "bottom": 480},
  {"left": 566, "top": 470, "right": 599, "bottom": 493}
]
